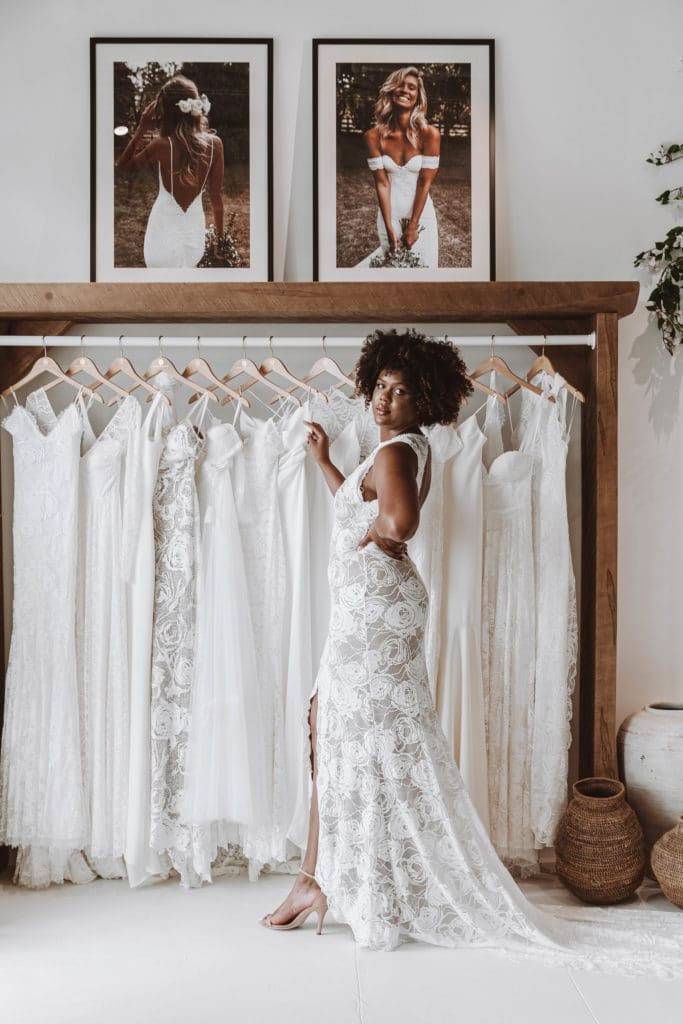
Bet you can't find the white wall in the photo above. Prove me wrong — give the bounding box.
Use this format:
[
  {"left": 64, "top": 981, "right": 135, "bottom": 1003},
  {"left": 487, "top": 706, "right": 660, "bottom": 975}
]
[{"left": 2, "top": 0, "right": 683, "bottom": 729}]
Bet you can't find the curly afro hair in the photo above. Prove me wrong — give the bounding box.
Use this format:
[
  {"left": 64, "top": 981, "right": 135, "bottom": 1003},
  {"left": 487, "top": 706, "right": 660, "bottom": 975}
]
[{"left": 353, "top": 329, "right": 473, "bottom": 426}]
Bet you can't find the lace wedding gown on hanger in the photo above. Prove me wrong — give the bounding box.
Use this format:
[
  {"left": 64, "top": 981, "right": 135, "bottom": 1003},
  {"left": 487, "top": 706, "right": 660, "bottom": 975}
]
[
  {"left": 143, "top": 136, "right": 214, "bottom": 269},
  {"left": 306, "top": 430, "right": 683, "bottom": 976},
  {"left": 0, "top": 389, "right": 93, "bottom": 888},
  {"left": 356, "top": 154, "right": 439, "bottom": 268}
]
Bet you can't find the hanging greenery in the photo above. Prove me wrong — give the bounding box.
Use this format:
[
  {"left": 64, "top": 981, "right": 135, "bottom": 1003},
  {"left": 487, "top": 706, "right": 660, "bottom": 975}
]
[{"left": 634, "top": 143, "right": 683, "bottom": 354}]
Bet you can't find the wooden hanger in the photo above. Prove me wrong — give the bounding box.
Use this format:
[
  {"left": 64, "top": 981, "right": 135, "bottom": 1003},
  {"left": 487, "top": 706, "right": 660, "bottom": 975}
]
[
  {"left": 268, "top": 336, "right": 353, "bottom": 405},
  {"left": 88, "top": 336, "right": 172, "bottom": 407},
  {"left": 204, "top": 338, "right": 302, "bottom": 408},
  {"left": 40, "top": 336, "right": 131, "bottom": 402},
  {"left": 1, "top": 338, "right": 105, "bottom": 404},
  {"left": 504, "top": 341, "right": 585, "bottom": 403},
  {"left": 470, "top": 337, "right": 546, "bottom": 399},
  {"left": 236, "top": 337, "right": 323, "bottom": 406},
  {"left": 445, "top": 335, "right": 506, "bottom": 404},
  {"left": 180, "top": 337, "right": 250, "bottom": 408},
  {"left": 143, "top": 337, "right": 219, "bottom": 403}
]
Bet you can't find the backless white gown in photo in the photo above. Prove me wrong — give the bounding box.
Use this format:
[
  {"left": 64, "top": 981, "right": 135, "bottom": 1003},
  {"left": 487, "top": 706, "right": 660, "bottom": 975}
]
[
  {"left": 304, "top": 430, "right": 683, "bottom": 976},
  {"left": 143, "top": 135, "right": 214, "bottom": 269},
  {"left": 75, "top": 393, "right": 142, "bottom": 879},
  {"left": 0, "top": 389, "right": 93, "bottom": 888},
  {"left": 356, "top": 154, "right": 439, "bottom": 268}
]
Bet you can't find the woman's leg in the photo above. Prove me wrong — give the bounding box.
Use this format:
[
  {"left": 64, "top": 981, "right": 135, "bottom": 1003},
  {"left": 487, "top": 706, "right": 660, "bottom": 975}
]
[{"left": 261, "top": 695, "right": 321, "bottom": 925}]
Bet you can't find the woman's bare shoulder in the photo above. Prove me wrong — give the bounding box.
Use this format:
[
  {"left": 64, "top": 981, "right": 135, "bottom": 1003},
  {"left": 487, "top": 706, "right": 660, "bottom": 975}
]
[{"left": 363, "top": 126, "right": 381, "bottom": 152}]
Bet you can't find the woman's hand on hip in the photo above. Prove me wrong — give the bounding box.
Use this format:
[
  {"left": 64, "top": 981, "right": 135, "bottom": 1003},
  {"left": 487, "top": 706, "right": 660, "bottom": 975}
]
[{"left": 358, "top": 523, "right": 407, "bottom": 560}]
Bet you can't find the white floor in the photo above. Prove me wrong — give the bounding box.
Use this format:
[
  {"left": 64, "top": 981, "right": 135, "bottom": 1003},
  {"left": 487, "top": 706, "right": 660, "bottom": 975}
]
[{"left": 1, "top": 868, "right": 682, "bottom": 1024}]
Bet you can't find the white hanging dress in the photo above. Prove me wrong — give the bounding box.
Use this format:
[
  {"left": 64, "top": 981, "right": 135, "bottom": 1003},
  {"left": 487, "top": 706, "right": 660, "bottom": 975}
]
[
  {"left": 181, "top": 406, "right": 270, "bottom": 880},
  {"left": 150, "top": 396, "right": 211, "bottom": 887},
  {"left": 125, "top": 391, "right": 170, "bottom": 887},
  {"left": 433, "top": 413, "right": 490, "bottom": 831},
  {"left": 480, "top": 392, "right": 538, "bottom": 877},
  {"left": 0, "top": 389, "right": 93, "bottom": 888},
  {"left": 517, "top": 371, "right": 579, "bottom": 848},
  {"left": 231, "top": 403, "right": 288, "bottom": 872},
  {"left": 143, "top": 136, "right": 214, "bottom": 269}
]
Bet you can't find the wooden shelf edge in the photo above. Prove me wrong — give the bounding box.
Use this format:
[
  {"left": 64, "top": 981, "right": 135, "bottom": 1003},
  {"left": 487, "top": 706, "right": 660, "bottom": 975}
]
[{"left": 0, "top": 281, "right": 639, "bottom": 327}]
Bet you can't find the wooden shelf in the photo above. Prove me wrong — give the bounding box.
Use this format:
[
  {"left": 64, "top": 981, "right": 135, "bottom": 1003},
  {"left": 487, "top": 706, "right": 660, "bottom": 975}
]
[{"left": 0, "top": 281, "right": 639, "bottom": 332}]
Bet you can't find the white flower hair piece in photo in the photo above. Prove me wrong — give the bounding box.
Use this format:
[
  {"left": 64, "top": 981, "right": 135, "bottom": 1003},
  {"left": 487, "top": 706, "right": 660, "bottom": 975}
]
[{"left": 177, "top": 93, "right": 211, "bottom": 116}]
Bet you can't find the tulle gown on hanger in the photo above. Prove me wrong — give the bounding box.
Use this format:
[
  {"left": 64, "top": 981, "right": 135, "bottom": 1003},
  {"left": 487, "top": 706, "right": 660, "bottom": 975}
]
[
  {"left": 0, "top": 388, "right": 93, "bottom": 888},
  {"left": 181, "top": 405, "right": 270, "bottom": 880},
  {"left": 305, "top": 429, "right": 683, "bottom": 976}
]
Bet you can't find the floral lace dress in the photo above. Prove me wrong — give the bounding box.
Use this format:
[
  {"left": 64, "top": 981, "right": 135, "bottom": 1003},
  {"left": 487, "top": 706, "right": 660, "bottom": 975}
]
[{"left": 308, "top": 430, "right": 683, "bottom": 977}]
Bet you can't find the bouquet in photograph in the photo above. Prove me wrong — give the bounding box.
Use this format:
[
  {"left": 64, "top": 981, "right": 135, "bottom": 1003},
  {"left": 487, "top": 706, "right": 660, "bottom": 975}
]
[
  {"left": 199, "top": 222, "right": 243, "bottom": 268},
  {"left": 369, "top": 218, "right": 427, "bottom": 269}
]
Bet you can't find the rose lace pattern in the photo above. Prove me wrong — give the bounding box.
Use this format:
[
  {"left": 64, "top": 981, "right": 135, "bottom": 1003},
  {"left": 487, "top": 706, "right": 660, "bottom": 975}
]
[{"left": 309, "top": 428, "right": 683, "bottom": 975}]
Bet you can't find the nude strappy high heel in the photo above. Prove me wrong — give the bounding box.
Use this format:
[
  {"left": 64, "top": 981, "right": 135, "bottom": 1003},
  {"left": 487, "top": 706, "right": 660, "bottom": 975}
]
[{"left": 259, "top": 869, "right": 328, "bottom": 934}]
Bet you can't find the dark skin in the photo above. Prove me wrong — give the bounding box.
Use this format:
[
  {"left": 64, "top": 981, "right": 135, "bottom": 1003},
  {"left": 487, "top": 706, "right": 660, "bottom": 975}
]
[
  {"left": 363, "top": 73, "right": 440, "bottom": 251},
  {"left": 261, "top": 369, "right": 431, "bottom": 927},
  {"left": 116, "top": 93, "right": 225, "bottom": 234}
]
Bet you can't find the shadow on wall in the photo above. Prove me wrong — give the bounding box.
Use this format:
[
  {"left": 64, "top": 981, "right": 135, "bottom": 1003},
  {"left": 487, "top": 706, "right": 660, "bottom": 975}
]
[{"left": 629, "top": 318, "right": 683, "bottom": 440}]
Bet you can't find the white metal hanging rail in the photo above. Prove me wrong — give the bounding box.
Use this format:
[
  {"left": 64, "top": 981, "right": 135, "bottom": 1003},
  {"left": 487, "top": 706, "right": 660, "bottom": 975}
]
[{"left": 1, "top": 333, "right": 597, "bottom": 349}]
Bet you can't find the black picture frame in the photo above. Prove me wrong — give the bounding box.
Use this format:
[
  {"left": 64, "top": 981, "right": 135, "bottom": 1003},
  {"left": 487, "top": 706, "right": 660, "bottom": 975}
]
[
  {"left": 90, "top": 36, "right": 274, "bottom": 281},
  {"left": 313, "top": 38, "right": 495, "bottom": 282}
]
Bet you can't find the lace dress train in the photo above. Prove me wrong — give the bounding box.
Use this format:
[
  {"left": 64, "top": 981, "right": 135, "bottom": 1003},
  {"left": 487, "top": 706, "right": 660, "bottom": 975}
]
[{"left": 307, "top": 430, "right": 683, "bottom": 977}]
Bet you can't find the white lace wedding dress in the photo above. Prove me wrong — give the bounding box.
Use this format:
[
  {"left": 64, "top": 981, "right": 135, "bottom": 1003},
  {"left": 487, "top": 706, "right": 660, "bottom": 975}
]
[
  {"left": 517, "top": 372, "right": 578, "bottom": 847},
  {"left": 149, "top": 397, "right": 210, "bottom": 887},
  {"left": 356, "top": 154, "right": 439, "bottom": 268},
  {"left": 0, "top": 389, "right": 93, "bottom": 888},
  {"left": 307, "top": 429, "right": 683, "bottom": 976}
]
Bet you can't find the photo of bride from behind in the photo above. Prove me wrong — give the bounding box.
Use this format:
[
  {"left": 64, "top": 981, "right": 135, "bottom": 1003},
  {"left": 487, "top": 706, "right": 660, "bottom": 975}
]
[
  {"left": 357, "top": 66, "right": 440, "bottom": 269},
  {"left": 116, "top": 74, "right": 225, "bottom": 269}
]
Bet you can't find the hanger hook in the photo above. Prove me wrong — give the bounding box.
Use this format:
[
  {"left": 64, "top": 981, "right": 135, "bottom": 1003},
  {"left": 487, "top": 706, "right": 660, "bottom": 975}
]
[
  {"left": 42, "top": 335, "right": 47, "bottom": 359},
  {"left": 158, "top": 335, "right": 165, "bottom": 362},
  {"left": 490, "top": 334, "right": 496, "bottom": 359},
  {"left": 241, "top": 335, "right": 247, "bottom": 362},
  {"left": 268, "top": 335, "right": 274, "bottom": 357},
  {"left": 542, "top": 334, "right": 546, "bottom": 358},
  {"left": 196, "top": 335, "right": 201, "bottom": 359},
  {"left": 118, "top": 334, "right": 124, "bottom": 359},
  {"left": 322, "top": 334, "right": 328, "bottom": 356}
]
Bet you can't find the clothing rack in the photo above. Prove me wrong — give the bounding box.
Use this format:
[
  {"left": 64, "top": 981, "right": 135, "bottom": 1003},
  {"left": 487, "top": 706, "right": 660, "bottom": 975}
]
[
  {"left": 1, "top": 334, "right": 597, "bottom": 349},
  {"left": 0, "top": 280, "right": 639, "bottom": 789}
]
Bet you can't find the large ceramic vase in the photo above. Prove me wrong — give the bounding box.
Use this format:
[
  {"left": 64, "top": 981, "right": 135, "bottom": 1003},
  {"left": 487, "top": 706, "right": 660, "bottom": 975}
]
[
  {"left": 555, "top": 777, "right": 645, "bottom": 904},
  {"left": 618, "top": 703, "right": 683, "bottom": 862},
  {"left": 651, "top": 816, "right": 683, "bottom": 909}
]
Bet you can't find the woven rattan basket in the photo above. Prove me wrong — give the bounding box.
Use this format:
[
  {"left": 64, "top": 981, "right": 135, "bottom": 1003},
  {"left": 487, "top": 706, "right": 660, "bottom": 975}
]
[
  {"left": 555, "top": 777, "right": 645, "bottom": 905},
  {"left": 651, "top": 815, "right": 683, "bottom": 909}
]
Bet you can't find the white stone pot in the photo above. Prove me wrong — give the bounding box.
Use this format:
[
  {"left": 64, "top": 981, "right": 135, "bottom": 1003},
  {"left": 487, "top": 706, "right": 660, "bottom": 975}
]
[{"left": 617, "top": 704, "right": 683, "bottom": 857}]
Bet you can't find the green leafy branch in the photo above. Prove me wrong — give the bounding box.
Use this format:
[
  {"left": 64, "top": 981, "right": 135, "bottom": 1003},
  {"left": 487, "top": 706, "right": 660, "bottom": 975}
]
[{"left": 635, "top": 136, "right": 683, "bottom": 354}]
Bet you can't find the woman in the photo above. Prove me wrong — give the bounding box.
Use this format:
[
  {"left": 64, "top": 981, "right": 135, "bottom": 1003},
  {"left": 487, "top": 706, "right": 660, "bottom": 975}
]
[
  {"left": 116, "top": 74, "right": 225, "bottom": 268},
  {"left": 357, "top": 67, "right": 440, "bottom": 268},
  {"left": 261, "top": 331, "right": 683, "bottom": 977}
]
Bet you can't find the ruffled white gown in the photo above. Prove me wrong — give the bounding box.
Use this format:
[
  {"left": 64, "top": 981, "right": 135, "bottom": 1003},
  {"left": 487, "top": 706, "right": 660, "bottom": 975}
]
[
  {"left": 0, "top": 389, "right": 93, "bottom": 888},
  {"left": 181, "top": 409, "right": 270, "bottom": 880},
  {"left": 307, "top": 430, "right": 683, "bottom": 976}
]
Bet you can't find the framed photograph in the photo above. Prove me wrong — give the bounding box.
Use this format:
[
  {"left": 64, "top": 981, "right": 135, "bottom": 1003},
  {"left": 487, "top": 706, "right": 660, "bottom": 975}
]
[
  {"left": 90, "top": 37, "right": 273, "bottom": 281},
  {"left": 313, "top": 38, "right": 495, "bottom": 282}
]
